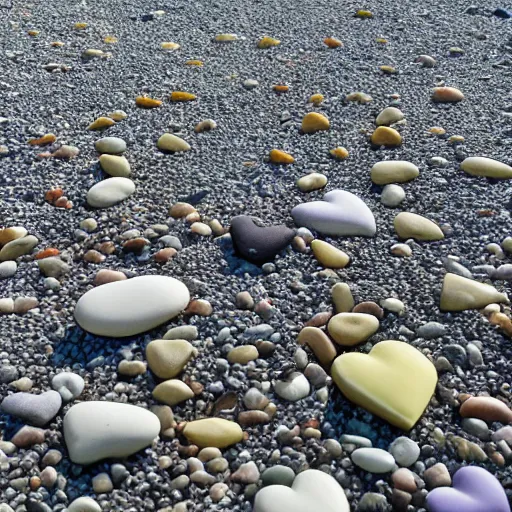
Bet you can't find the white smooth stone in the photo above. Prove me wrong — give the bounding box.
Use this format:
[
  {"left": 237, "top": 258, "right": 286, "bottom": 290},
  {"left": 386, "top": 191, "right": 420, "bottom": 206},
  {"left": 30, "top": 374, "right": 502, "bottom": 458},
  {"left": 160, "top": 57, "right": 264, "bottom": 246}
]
[
  {"left": 74, "top": 275, "right": 190, "bottom": 337},
  {"left": 351, "top": 447, "right": 395, "bottom": 473},
  {"left": 63, "top": 401, "right": 160, "bottom": 464},
  {"left": 274, "top": 372, "right": 310, "bottom": 402},
  {"left": 381, "top": 184, "right": 405, "bottom": 207},
  {"left": 87, "top": 177, "right": 135, "bottom": 208}
]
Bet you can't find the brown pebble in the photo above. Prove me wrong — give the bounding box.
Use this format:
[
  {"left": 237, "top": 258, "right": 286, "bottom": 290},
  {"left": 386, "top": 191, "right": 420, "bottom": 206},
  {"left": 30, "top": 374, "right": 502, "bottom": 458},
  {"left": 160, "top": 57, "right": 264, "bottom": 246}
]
[
  {"left": 12, "top": 426, "right": 46, "bottom": 448},
  {"left": 297, "top": 327, "right": 337, "bottom": 367},
  {"left": 169, "top": 202, "right": 197, "bottom": 218},
  {"left": 51, "top": 145, "right": 79, "bottom": 159},
  {"left": 423, "top": 463, "right": 451, "bottom": 489},
  {"left": 189, "top": 381, "right": 204, "bottom": 395},
  {"left": 30, "top": 476, "right": 41, "bottom": 491},
  {"left": 185, "top": 299, "right": 213, "bottom": 316},
  {"left": 392, "top": 488, "right": 412, "bottom": 512},
  {"left": 45, "top": 188, "right": 64, "bottom": 203},
  {"left": 186, "top": 211, "right": 201, "bottom": 223},
  {"left": 54, "top": 196, "right": 69, "bottom": 208},
  {"left": 292, "top": 236, "right": 307, "bottom": 253},
  {"left": 209, "top": 219, "right": 226, "bottom": 236},
  {"left": 97, "top": 241, "right": 116, "bottom": 255},
  {"left": 154, "top": 248, "right": 177, "bottom": 263},
  {"left": 392, "top": 468, "right": 418, "bottom": 493},
  {"left": 83, "top": 250, "right": 105, "bottom": 264},
  {"left": 13, "top": 297, "right": 39, "bottom": 314},
  {"left": 305, "top": 311, "right": 332, "bottom": 327},
  {"left": 238, "top": 410, "right": 270, "bottom": 427},
  {"left": 235, "top": 291, "right": 254, "bottom": 310},
  {"left": 93, "top": 269, "right": 127, "bottom": 286},
  {"left": 489, "top": 312, "right": 512, "bottom": 337},
  {"left": 460, "top": 396, "right": 512, "bottom": 423},
  {"left": 123, "top": 238, "right": 149, "bottom": 253},
  {"left": 28, "top": 134, "right": 56, "bottom": 146},
  {"left": 352, "top": 301, "right": 384, "bottom": 319},
  {"left": 255, "top": 340, "right": 276, "bottom": 357}
]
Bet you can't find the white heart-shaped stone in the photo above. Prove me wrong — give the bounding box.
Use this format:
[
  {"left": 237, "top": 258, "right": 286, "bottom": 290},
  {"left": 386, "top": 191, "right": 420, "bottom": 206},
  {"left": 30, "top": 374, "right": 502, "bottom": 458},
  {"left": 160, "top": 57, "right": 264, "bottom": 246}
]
[
  {"left": 291, "top": 190, "right": 376, "bottom": 236},
  {"left": 254, "top": 469, "right": 350, "bottom": 512}
]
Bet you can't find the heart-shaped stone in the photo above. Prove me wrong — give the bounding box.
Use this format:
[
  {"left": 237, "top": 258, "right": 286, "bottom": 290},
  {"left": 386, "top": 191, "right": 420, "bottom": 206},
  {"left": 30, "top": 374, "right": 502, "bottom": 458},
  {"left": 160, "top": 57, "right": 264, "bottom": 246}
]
[
  {"left": 291, "top": 190, "right": 376, "bottom": 236},
  {"left": 426, "top": 466, "right": 510, "bottom": 512},
  {"left": 331, "top": 340, "right": 437, "bottom": 430},
  {"left": 1, "top": 390, "right": 62, "bottom": 427},
  {"left": 230, "top": 216, "right": 295, "bottom": 264},
  {"left": 254, "top": 469, "right": 349, "bottom": 512}
]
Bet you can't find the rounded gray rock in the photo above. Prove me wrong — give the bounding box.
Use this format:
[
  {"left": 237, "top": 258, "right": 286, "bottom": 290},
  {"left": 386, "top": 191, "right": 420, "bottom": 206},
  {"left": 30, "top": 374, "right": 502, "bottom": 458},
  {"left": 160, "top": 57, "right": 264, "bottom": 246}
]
[{"left": 1, "top": 390, "right": 62, "bottom": 427}]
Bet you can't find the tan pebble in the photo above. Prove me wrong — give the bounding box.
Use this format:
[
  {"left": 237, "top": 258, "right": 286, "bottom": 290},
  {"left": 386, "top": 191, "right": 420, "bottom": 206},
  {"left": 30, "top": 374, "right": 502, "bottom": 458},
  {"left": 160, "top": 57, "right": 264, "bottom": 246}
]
[
  {"left": 371, "top": 126, "right": 402, "bottom": 147},
  {"left": 11, "top": 377, "right": 33, "bottom": 391},
  {"left": 87, "top": 117, "right": 115, "bottom": 131},
  {"left": 210, "top": 482, "right": 229, "bottom": 502},
  {"left": 185, "top": 299, "right": 213, "bottom": 316},
  {"left": 146, "top": 339, "right": 196, "bottom": 379},
  {"left": 51, "top": 145, "right": 79, "bottom": 159},
  {"left": 292, "top": 236, "right": 307, "bottom": 252},
  {"left": 183, "top": 418, "right": 243, "bottom": 448},
  {"left": 302, "top": 112, "right": 330, "bottom": 133},
  {"left": 328, "top": 312, "right": 379, "bottom": 346},
  {"left": 186, "top": 211, "right": 201, "bottom": 223},
  {"left": 460, "top": 396, "right": 512, "bottom": 423},
  {"left": 108, "top": 110, "right": 128, "bottom": 121},
  {"left": 195, "top": 119, "right": 217, "bottom": 132},
  {"left": 352, "top": 301, "right": 384, "bottom": 319},
  {"left": 157, "top": 133, "right": 191, "bottom": 152},
  {"left": 153, "top": 380, "right": 194, "bottom": 406},
  {"left": 0, "top": 227, "right": 28, "bottom": 246},
  {"left": 331, "top": 283, "right": 354, "bottom": 313},
  {"left": 449, "top": 135, "right": 464, "bottom": 143},
  {"left": 97, "top": 241, "right": 116, "bottom": 255},
  {"left": 346, "top": 91, "right": 372, "bottom": 103},
  {"left": 297, "top": 172, "right": 327, "bottom": 192},
  {"left": 93, "top": 269, "right": 127, "bottom": 286},
  {"left": 169, "top": 202, "right": 196, "bottom": 218},
  {"left": 371, "top": 161, "right": 419, "bottom": 185},
  {"left": 311, "top": 240, "right": 349, "bottom": 268},
  {"left": 392, "top": 468, "right": 418, "bottom": 493},
  {"left": 154, "top": 248, "right": 177, "bottom": 263},
  {"left": 103, "top": 35, "right": 118, "bottom": 44},
  {"left": 304, "top": 311, "right": 332, "bottom": 328},
  {"left": 391, "top": 243, "right": 412, "bottom": 257},
  {"left": 460, "top": 157, "right": 512, "bottom": 180},
  {"left": 99, "top": 155, "right": 131, "bottom": 178},
  {"left": 161, "top": 42, "right": 180, "bottom": 50},
  {"left": 117, "top": 360, "right": 147, "bottom": 377},
  {"left": 13, "top": 297, "right": 39, "bottom": 314},
  {"left": 190, "top": 222, "right": 212, "bottom": 236},
  {"left": 227, "top": 346, "right": 259, "bottom": 364},
  {"left": 257, "top": 36, "right": 280, "bottom": 48},
  {"left": 376, "top": 107, "right": 404, "bottom": 126},
  {"left": 394, "top": 212, "right": 444, "bottom": 241},
  {"left": 432, "top": 87, "right": 464, "bottom": 103},
  {"left": 136, "top": 96, "right": 162, "bottom": 108},
  {"left": 304, "top": 427, "right": 322, "bottom": 439},
  {"left": 324, "top": 37, "right": 343, "bottom": 48},
  {"left": 0, "top": 298, "right": 14, "bottom": 314},
  {"left": 83, "top": 250, "right": 105, "bottom": 263},
  {"left": 215, "top": 33, "right": 238, "bottom": 42},
  {"left": 12, "top": 426, "right": 45, "bottom": 448},
  {"left": 297, "top": 326, "right": 337, "bottom": 367},
  {"left": 330, "top": 147, "right": 349, "bottom": 159},
  {"left": 170, "top": 91, "right": 196, "bottom": 102},
  {"left": 309, "top": 93, "right": 324, "bottom": 105},
  {"left": 198, "top": 447, "right": 222, "bottom": 462},
  {"left": 209, "top": 219, "right": 225, "bottom": 236}
]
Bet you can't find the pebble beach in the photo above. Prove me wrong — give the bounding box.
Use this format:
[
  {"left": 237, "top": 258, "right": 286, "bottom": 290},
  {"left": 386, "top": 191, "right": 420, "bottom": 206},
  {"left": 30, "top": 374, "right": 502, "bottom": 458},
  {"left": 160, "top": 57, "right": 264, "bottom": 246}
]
[{"left": 1, "top": 0, "right": 512, "bottom": 511}]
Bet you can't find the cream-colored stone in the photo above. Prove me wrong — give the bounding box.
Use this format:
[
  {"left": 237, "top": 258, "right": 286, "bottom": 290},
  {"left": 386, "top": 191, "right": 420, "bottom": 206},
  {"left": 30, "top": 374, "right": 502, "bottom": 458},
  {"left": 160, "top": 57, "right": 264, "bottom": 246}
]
[
  {"left": 311, "top": 240, "right": 349, "bottom": 268},
  {"left": 152, "top": 380, "right": 194, "bottom": 406},
  {"left": 157, "top": 134, "right": 191, "bottom": 152},
  {"left": 460, "top": 157, "right": 512, "bottom": 179},
  {"left": 146, "top": 339, "right": 196, "bottom": 379},
  {"left": 183, "top": 418, "right": 243, "bottom": 448},
  {"left": 394, "top": 212, "right": 444, "bottom": 241},
  {"left": 331, "top": 283, "right": 354, "bottom": 313},
  {"left": 376, "top": 107, "right": 404, "bottom": 126},
  {"left": 297, "top": 173, "right": 327, "bottom": 192},
  {"left": 227, "top": 346, "right": 259, "bottom": 364},
  {"left": 328, "top": 313, "right": 379, "bottom": 346},
  {"left": 371, "top": 161, "right": 419, "bottom": 185}
]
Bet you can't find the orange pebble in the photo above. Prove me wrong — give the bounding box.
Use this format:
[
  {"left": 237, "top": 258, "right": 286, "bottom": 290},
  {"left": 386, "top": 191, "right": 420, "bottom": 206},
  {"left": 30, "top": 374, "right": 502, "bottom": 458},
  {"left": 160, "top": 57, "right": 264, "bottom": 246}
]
[
  {"left": 54, "top": 196, "right": 69, "bottom": 208},
  {"left": 170, "top": 91, "right": 196, "bottom": 102},
  {"left": 324, "top": 37, "right": 343, "bottom": 48},
  {"left": 273, "top": 85, "right": 289, "bottom": 92},
  {"left": 136, "top": 96, "right": 162, "bottom": 108},
  {"left": 45, "top": 188, "right": 64, "bottom": 203},
  {"left": 35, "top": 248, "right": 60, "bottom": 260},
  {"left": 28, "top": 134, "right": 56, "bottom": 146}
]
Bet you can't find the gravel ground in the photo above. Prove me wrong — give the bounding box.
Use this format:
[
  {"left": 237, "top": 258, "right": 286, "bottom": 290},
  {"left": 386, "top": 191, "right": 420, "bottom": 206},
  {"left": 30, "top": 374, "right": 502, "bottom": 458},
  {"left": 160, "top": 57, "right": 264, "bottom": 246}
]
[{"left": 1, "top": 0, "right": 512, "bottom": 510}]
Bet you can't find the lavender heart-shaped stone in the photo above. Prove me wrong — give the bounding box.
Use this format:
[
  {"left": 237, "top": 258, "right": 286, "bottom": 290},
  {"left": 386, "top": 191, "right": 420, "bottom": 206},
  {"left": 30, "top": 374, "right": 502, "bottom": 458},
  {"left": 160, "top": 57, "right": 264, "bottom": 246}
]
[
  {"left": 426, "top": 466, "right": 510, "bottom": 512},
  {"left": 291, "top": 190, "right": 376, "bottom": 236},
  {"left": 1, "top": 390, "right": 62, "bottom": 427}
]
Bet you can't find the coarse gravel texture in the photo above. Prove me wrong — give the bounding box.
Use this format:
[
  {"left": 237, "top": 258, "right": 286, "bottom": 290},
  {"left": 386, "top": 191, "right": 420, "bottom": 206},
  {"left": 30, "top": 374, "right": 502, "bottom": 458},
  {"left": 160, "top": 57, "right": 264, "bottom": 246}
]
[{"left": 1, "top": 0, "right": 512, "bottom": 510}]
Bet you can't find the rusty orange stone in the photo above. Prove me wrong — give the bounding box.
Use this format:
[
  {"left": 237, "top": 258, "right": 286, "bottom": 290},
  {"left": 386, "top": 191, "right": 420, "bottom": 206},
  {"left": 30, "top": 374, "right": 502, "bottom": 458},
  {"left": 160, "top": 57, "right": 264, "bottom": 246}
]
[
  {"left": 35, "top": 248, "right": 60, "bottom": 260},
  {"left": 170, "top": 91, "right": 197, "bottom": 102},
  {"left": 123, "top": 238, "right": 149, "bottom": 253},
  {"left": 136, "top": 96, "right": 162, "bottom": 108},
  {"left": 154, "top": 248, "right": 177, "bottom": 263},
  {"left": 269, "top": 149, "right": 294, "bottom": 164},
  {"left": 324, "top": 37, "right": 343, "bottom": 48},
  {"left": 273, "top": 85, "right": 289, "bottom": 92},
  {"left": 45, "top": 188, "right": 64, "bottom": 203},
  {"left": 54, "top": 196, "right": 69, "bottom": 208},
  {"left": 28, "top": 134, "right": 56, "bottom": 146}
]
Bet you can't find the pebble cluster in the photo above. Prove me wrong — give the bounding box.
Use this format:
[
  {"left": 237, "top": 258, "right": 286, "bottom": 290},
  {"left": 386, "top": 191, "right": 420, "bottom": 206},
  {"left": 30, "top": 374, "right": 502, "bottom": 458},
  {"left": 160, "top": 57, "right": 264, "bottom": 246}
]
[{"left": 1, "top": 0, "right": 512, "bottom": 511}]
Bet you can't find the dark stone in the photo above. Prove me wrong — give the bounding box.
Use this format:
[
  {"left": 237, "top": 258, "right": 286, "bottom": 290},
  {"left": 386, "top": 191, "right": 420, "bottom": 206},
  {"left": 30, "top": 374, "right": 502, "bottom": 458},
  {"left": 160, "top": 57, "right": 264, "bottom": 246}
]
[
  {"left": 230, "top": 215, "right": 295, "bottom": 264},
  {"left": 494, "top": 8, "right": 512, "bottom": 18},
  {"left": 352, "top": 301, "right": 384, "bottom": 319}
]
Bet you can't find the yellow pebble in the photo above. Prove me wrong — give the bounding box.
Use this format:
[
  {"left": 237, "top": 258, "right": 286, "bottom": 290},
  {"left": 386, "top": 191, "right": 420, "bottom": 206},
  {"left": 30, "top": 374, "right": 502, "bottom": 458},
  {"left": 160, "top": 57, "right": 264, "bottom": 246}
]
[
  {"left": 50, "top": 41, "right": 65, "bottom": 47},
  {"left": 324, "top": 37, "right": 343, "bottom": 48},
  {"left": 302, "top": 112, "right": 330, "bottom": 134},
  {"left": 309, "top": 93, "right": 324, "bottom": 105},
  {"left": 330, "top": 147, "right": 349, "bottom": 160},
  {"left": 170, "top": 91, "right": 196, "bottom": 102},
  {"left": 311, "top": 240, "right": 350, "bottom": 268},
  {"left": 429, "top": 127, "right": 446, "bottom": 135},
  {"left": 380, "top": 65, "right": 396, "bottom": 74},
  {"left": 161, "top": 42, "right": 180, "bottom": 50},
  {"left": 104, "top": 35, "right": 118, "bottom": 44},
  {"left": 74, "top": 22, "right": 88, "bottom": 30},
  {"left": 269, "top": 149, "right": 294, "bottom": 164},
  {"left": 136, "top": 96, "right": 162, "bottom": 108},
  {"left": 273, "top": 85, "right": 289, "bottom": 93},
  {"left": 376, "top": 37, "right": 388, "bottom": 44},
  {"left": 356, "top": 9, "right": 373, "bottom": 17},
  {"left": 215, "top": 33, "right": 238, "bottom": 42},
  {"left": 87, "top": 117, "right": 115, "bottom": 131},
  {"left": 185, "top": 60, "right": 203, "bottom": 66},
  {"left": 28, "top": 30, "right": 40, "bottom": 37},
  {"left": 346, "top": 91, "right": 373, "bottom": 103},
  {"left": 371, "top": 126, "right": 402, "bottom": 147},
  {"left": 449, "top": 135, "right": 464, "bottom": 143},
  {"left": 257, "top": 36, "right": 280, "bottom": 49}
]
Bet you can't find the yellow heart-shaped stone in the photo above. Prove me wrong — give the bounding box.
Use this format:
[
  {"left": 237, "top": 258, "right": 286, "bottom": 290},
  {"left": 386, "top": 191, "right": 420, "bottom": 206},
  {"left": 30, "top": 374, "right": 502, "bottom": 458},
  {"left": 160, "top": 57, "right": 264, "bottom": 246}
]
[{"left": 331, "top": 340, "right": 437, "bottom": 430}]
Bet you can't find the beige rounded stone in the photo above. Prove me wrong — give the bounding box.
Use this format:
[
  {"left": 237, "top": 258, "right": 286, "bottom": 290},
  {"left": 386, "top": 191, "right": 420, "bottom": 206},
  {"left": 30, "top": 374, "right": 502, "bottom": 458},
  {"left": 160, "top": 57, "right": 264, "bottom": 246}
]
[
  {"left": 331, "top": 283, "right": 355, "bottom": 313},
  {"left": 0, "top": 227, "right": 27, "bottom": 247},
  {"left": 99, "top": 154, "right": 131, "bottom": 177},
  {"left": 152, "top": 380, "right": 194, "bottom": 406},
  {"left": 311, "top": 240, "right": 350, "bottom": 268},
  {"left": 146, "top": 339, "right": 196, "bottom": 379},
  {"left": 328, "top": 313, "right": 379, "bottom": 346},
  {"left": 183, "top": 418, "right": 243, "bottom": 448},
  {"left": 371, "top": 127, "right": 402, "bottom": 147},
  {"left": 0, "top": 235, "right": 38, "bottom": 261},
  {"left": 376, "top": 107, "right": 404, "bottom": 126},
  {"left": 302, "top": 112, "right": 330, "bottom": 133},
  {"left": 157, "top": 133, "right": 191, "bottom": 152},
  {"left": 297, "top": 327, "right": 337, "bottom": 367},
  {"left": 191, "top": 222, "right": 212, "bottom": 236},
  {"left": 460, "top": 157, "right": 512, "bottom": 179},
  {"left": 371, "top": 161, "right": 419, "bottom": 185},
  {"left": 198, "top": 447, "right": 222, "bottom": 462},
  {"left": 432, "top": 87, "right": 464, "bottom": 103},
  {"left": 391, "top": 243, "right": 412, "bottom": 257},
  {"left": 440, "top": 273, "right": 509, "bottom": 311},
  {"left": 394, "top": 212, "right": 444, "bottom": 241},
  {"left": 297, "top": 172, "right": 328, "bottom": 192},
  {"left": 118, "top": 360, "right": 147, "bottom": 377},
  {"left": 227, "top": 346, "right": 259, "bottom": 364},
  {"left": 169, "top": 202, "right": 196, "bottom": 218}
]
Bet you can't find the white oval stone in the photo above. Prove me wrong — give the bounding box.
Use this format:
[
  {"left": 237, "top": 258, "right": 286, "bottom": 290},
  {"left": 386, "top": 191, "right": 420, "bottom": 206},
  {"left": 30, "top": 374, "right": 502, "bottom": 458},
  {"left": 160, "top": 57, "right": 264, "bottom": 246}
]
[
  {"left": 381, "top": 185, "right": 405, "bottom": 207},
  {"left": 63, "top": 401, "right": 160, "bottom": 464},
  {"left": 460, "top": 157, "right": 512, "bottom": 179},
  {"left": 297, "top": 173, "right": 328, "bottom": 192},
  {"left": 68, "top": 497, "right": 101, "bottom": 512},
  {"left": 351, "top": 447, "right": 395, "bottom": 473},
  {"left": 274, "top": 372, "right": 310, "bottom": 402},
  {"left": 87, "top": 177, "right": 135, "bottom": 208},
  {"left": 157, "top": 133, "right": 191, "bottom": 152},
  {"left": 74, "top": 275, "right": 190, "bottom": 337},
  {"left": 376, "top": 107, "right": 404, "bottom": 126},
  {"left": 95, "top": 137, "right": 126, "bottom": 154},
  {"left": 371, "top": 161, "right": 419, "bottom": 185}
]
